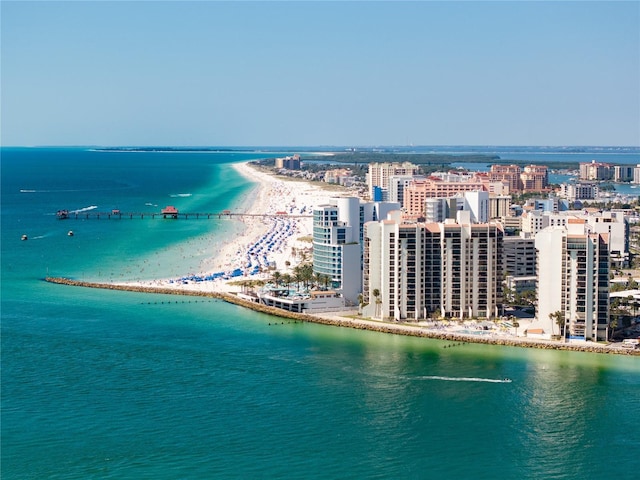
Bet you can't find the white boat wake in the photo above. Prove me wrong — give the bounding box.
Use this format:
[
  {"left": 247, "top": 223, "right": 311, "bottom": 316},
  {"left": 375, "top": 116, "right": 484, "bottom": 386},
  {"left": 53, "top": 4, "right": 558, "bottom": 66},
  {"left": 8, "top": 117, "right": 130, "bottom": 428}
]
[
  {"left": 69, "top": 205, "right": 98, "bottom": 214},
  {"left": 415, "top": 375, "right": 511, "bottom": 383}
]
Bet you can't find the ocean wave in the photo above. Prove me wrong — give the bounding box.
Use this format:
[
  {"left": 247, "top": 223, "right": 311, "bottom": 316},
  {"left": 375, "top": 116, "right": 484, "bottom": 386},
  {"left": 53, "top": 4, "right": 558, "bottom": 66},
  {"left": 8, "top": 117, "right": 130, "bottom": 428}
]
[
  {"left": 169, "top": 193, "right": 192, "bottom": 198},
  {"left": 20, "top": 189, "right": 37, "bottom": 193}
]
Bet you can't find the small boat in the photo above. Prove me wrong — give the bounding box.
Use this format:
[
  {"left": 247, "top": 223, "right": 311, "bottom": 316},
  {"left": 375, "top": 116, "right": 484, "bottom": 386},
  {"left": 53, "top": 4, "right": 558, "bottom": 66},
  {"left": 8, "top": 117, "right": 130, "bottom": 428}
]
[
  {"left": 503, "top": 378, "right": 512, "bottom": 383},
  {"left": 67, "top": 230, "right": 74, "bottom": 236},
  {"left": 21, "top": 234, "right": 28, "bottom": 241}
]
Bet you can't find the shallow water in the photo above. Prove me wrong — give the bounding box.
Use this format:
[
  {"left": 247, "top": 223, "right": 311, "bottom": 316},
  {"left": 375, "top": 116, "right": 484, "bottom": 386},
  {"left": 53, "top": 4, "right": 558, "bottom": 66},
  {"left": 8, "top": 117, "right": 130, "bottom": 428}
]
[{"left": 2, "top": 148, "right": 639, "bottom": 479}]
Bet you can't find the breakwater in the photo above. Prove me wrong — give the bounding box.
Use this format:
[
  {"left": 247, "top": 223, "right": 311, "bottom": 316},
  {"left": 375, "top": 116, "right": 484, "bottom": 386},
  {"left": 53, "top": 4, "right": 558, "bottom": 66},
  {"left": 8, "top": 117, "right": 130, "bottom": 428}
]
[{"left": 44, "top": 277, "right": 640, "bottom": 356}]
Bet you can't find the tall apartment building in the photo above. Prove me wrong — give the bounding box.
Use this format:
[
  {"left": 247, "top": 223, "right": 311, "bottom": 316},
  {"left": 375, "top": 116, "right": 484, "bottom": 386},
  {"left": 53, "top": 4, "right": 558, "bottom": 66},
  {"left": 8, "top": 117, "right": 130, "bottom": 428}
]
[
  {"left": 579, "top": 161, "right": 613, "bottom": 181},
  {"left": 403, "top": 177, "right": 487, "bottom": 216},
  {"left": 313, "top": 199, "right": 362, "bottom": 305},
  {"left": 363, "top": 216, "right": 503, "bottom": 321},
  {"left": 313, "top": 197, "right": 399, "bottom": 305},
  {"left": 463, "top": 190, "right": 490, "bottom": 223},
  {"left": 633, "top": 165, "right": 640, "bottom": 184},
  {"left": 367, "top": 162, "right": 420, "bottom": 200},
  {"left": 275, "top": 155, "right": 301, "bottom": 170},
  {"left": 490, "top": 195, "right": 512, "bottom": 220},
  {"left": 387, "top": 175, "right": 425, "bottom": 206},
  {"left": 502, "top": 236, "right": 537, "bottom": 296},
  {"left": 521, "top": 165, "right": 549, "bottom": 191},
  {"left": 535, "top": 222, "right": 609, "bottom": 341},
  {"left": 559, "top": 183, "right": 599, "bottom": 201},
  {"left": 614, "top": 165, "right": 634, "bottom": 182},
  {"left": 503, "top": 236, "right": 536, "bottom": 277},
  {"left": 490, "top": 165, "right": 522, "bottom": 192}
]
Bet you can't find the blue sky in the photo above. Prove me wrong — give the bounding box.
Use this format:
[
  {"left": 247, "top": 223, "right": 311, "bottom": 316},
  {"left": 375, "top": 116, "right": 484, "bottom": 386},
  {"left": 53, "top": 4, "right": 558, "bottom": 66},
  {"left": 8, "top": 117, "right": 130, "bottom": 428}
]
[{"left": 2, "top": 1, "right": 639, "bottom": 147}]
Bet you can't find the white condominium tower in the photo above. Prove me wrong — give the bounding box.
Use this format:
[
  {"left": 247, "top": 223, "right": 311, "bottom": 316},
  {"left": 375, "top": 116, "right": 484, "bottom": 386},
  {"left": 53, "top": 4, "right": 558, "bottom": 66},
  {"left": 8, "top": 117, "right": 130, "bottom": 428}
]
[
  {"left": 312, "top": 197, "right": 399, "bottom": 305},
  {"left": 535, "top": 221, "right": 610, "bottom": 341},
  {"left": 362, "top": 214, "right": 503, "bottom": 321}
]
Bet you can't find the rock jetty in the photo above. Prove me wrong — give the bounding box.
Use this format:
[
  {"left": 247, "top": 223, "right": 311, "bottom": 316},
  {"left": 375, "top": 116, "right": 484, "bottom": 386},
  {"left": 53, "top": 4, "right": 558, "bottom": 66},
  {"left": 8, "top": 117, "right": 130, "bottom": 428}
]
[{"left": 44, "top": 277, "right": 640, "bottom": 356}]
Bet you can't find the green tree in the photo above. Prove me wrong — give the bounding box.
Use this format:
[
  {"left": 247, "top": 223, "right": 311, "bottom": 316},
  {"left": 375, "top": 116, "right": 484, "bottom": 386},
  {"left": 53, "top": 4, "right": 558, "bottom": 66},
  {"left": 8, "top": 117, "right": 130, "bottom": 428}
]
[
  {"left": 549, "top": 310, "right": 565, "bottom": 340},
  {"left": 372, "top": 288, "right": 381, "bottom": 318},
  {"left": 509, "top": 315, "right": 520, "bottom": 337}
]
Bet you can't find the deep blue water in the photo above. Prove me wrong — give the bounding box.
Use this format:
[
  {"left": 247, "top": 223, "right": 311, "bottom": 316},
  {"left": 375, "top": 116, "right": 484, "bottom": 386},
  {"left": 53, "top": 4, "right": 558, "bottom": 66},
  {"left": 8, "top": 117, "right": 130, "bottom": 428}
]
[{"left": 2, "top": 147, "right": 639, "bottom": 479}]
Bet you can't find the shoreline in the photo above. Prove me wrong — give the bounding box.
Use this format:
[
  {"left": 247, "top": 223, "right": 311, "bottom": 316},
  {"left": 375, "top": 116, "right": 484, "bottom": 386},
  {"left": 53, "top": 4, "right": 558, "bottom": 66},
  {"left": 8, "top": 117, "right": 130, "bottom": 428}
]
[
  {"left": 44, "top": 276, "right": 640, "bottom": 356},
  {"left": 129, "top": 161, "right": 335, "bottom": 292},
  {"left": 49, "top": 162, "right": 640, "bottom": 358}
]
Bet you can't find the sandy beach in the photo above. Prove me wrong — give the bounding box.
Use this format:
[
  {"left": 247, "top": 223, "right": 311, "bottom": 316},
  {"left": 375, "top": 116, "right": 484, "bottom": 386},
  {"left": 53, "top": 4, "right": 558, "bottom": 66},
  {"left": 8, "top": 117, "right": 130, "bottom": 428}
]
[
  {"left": 103, "top": 162, "right": 638, "bottom": 355},
  {"left": 123, "top": 161, "right": 343, "bottom": 294}
]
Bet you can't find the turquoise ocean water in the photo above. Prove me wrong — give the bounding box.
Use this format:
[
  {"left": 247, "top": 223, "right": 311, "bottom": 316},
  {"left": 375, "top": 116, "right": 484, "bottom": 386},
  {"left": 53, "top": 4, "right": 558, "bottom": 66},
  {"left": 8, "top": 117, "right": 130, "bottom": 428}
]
[{"left": 2, "top": 147, "right": 639, "bottom": 479}]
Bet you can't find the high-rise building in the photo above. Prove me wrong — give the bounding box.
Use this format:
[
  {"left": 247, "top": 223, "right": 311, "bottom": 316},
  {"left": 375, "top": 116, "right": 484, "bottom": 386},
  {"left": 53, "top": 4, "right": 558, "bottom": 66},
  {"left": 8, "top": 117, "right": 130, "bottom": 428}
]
[
  {"left": 614, "top": 165, "right": 634, "bottom": 182},
  {"left": 490, "top": 165, "right": 522, "bottom": 192},
  {"left": 387, "top": 175, "right": 425, "bottom": 206},
  {"left": 313, "top": 197, "right": 400, "bottom": 305},
  {"left": 362, "top": 217, "right": 503, "bottom": 321},
  {"left": 521, "top": 165, "right": 549, "bottom": 191},
  {"left": 579, "top": 161, "right": 613, "bottom": 181},
  {"left": 535, "top": 222, "right": 609, "bottom": 341},
  {"left": 367, "top": 162, "right": 420, "bottom": 201},
  {"left": 403, "top": 178, "right": 488, "bottom": 216}
]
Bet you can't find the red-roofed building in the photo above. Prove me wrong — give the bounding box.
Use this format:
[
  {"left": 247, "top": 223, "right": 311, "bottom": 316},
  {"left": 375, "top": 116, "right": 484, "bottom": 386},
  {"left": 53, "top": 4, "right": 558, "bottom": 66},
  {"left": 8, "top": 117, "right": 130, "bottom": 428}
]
[{"left": 161, "top": 205, "right": 178, "bottom": 219}]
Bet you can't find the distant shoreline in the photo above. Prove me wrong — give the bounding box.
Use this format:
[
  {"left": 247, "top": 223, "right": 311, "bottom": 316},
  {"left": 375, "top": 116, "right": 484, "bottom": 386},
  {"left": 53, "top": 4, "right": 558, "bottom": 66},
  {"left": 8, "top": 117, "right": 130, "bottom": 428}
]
[{"left": 44, "top": 277, "right": 640, "bottom": 357}]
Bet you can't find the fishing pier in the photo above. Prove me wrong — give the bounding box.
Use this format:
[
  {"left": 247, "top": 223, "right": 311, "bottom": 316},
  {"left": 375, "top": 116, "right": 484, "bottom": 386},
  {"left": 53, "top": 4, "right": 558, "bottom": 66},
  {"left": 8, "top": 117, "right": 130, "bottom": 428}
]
[{"left": 56, "top": 207, "right": 312, "bottom": 221}]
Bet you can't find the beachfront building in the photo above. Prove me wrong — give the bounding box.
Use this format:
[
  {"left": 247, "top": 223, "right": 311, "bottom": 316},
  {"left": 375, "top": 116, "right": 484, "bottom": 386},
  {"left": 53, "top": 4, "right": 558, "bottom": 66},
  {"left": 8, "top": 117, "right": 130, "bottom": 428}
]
[
  {"left": 362, "top": 212, "right": 504, "bottom": 321},
  {"left": 367, "top": 162, "right": 420, "bottom": 201},
  {"left": 535, "top": 221, "right": 609, "bottom": 341},
  {"left": 275, "top": 155, "right": 301, "bottom": 170},
  {"left": 312, "top": 197, "right": 399, "bottom": 305},
  {"left": 503, "top": 236, "right": 537, "bottom": 299},
  {"left": 253, "top": 288, "right": 345, "bottom": 314},
  {"left": 633, "top": 165, "right": 640, "bottom": 184}
]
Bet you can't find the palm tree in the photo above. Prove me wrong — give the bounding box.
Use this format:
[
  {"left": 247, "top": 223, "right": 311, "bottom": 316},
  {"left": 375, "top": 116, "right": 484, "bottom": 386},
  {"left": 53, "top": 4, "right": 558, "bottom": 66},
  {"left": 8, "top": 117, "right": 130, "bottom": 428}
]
[
  {"left": 281, "top": 273, "right": 292, "bottom": 291},
  {"left": 372, "top": 288, "right": 381, "bottom": 318},
  {"left": 549, "top": 310, "right": 565, "bottom": 340},
  {"left": 609, "top": 317, "right": 619, "bottom": 340},
  {"left": 511, "top": 317, "right": 520, "bottom": 337},
  {"left": 271, "top": 271, "right": 282, "bottom": 287}
]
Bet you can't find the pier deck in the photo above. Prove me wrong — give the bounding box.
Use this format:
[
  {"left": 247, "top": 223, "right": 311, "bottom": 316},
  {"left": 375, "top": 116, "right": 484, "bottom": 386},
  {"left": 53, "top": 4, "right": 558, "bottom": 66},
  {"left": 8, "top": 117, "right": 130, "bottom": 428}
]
[{"left": 57, "top": 211, "right": 312, "bottom": 220}]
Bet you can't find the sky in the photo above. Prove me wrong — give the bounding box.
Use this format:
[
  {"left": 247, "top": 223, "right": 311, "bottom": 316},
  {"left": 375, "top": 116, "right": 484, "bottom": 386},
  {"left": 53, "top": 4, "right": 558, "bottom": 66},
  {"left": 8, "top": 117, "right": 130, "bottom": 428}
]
[{"left": 1, "top": 1, "right": 639, "bottom": 147}]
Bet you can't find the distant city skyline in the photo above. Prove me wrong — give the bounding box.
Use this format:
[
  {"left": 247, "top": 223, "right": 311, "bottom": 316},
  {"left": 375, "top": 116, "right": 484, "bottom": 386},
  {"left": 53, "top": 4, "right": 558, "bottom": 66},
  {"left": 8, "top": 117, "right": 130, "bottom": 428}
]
[{"left": 2, "top": 1, "right": 639, "bottom": 147}]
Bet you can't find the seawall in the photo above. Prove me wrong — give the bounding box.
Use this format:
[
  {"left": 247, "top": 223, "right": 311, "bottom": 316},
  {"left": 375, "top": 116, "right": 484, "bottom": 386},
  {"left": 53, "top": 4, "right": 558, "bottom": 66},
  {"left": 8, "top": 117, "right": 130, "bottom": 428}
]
[{"left": 44, "top": 277, "right": 640, "bottom": 356}]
